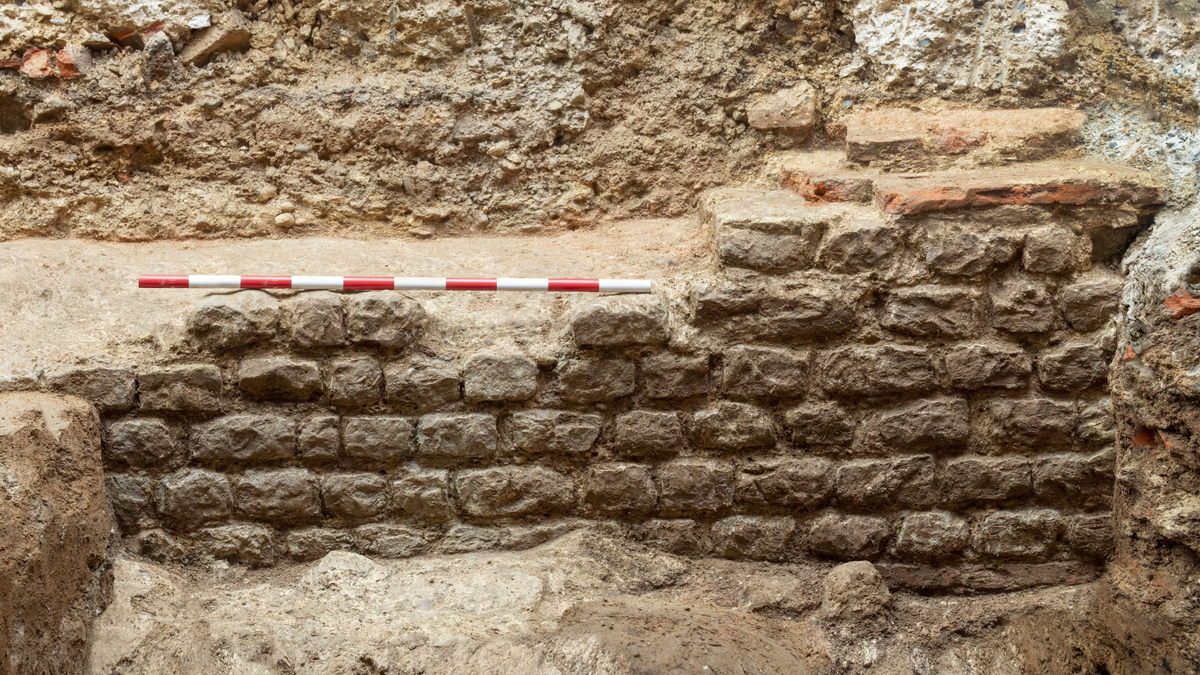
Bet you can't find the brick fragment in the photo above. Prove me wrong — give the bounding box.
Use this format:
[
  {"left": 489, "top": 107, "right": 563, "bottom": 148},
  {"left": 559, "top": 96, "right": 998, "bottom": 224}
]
[
  {"left": 323, "top": 473, "right": 388, "bottom": 522},
  {"left": 106, "top": 418, "right": 182, "bottom": 469},
  {"left": 658, "top": 459, "right": 735, "bottom": 517},
  {"left": 298, "top": 416, "right": 339, "bottom": 463},
  {"left": 187, "top": 290, "right": 278, "bottom": 351},
  {"left": 456, "top": 466, "right": 575, "bottom": 518},
  {"left": 1023, "top": 226, "right": 1091, "bottom": 275},
  {"left": 19, "top": 48, "right": 53, "bottom": 79},
  {"left": 881, "top": 286, "right": 980, "bottom": 338},
  {"left": 56, "top": 44, "right": 93, "bottom": 78},
  {"left": 993, "top": 277, "right": 1056, "bottom": 333},
  {"left": 384, "top": 356, "right": 460, "bottom": 410},
  {"left": 712, "top": 516, "right": 797, "bottom": 561},
  {"left": 287, "top": 291, "right": 345, "bottom": 347},
  {"left": 641, "top": 352, "right": 709, "bottom": 399},
  {"left": 893, "top": 512, "right": 970, "bottom": 561},
  {"left": 987, "top": 398, "right": 1076, "bottom": 447},
  {"left": 45, "top": 365, "right": 136, "bottom": 410},
  {"left": 197, "top": 524, "right": 276, "bottom": 567},
  {"left": 139, "top": 364, "right": 222, "bottom": 412},
  {"left": 974, "top": 509, "right": 1065, "bottom": 561},
  {"left": 191, "top": 415, "right": 295, "bottom": 465},
  {"left": 416, "top": 413, "right": 496, "bottom": 461},
  {"left": 345, "top": 292, "right": 426, "bottom": 348},
  {"left": 584, "top": 463, "right": 657, "bottom": 515},
  {"left": 232, "top": 468, "right": 321, "bottom": 524},
  {"left": 1060, "top": 277, "right": 1123, "bottom": 331},
  {"left": 736, "top": 458, "right": 833, "bottom": 508},
  {"left": 569, "top": 295, "right": 668, "bottom": 347},
  {"left": 328, "top": 356, "right": 383, "bottom": 407},
  {"left": 463, "top": 350, "right": 537, "bottom": 403},
  {"left": 391, "top": 469, "right": 453, "bottom": 522},
  {"left": 238, "top": 356, "right": 322, "bottom": 401},
  {"left": 747, "top": 82, "right": 816, "bottom": 134},
  {"left": 612, "top": 411, "right": 683, "bottom": 456},
  {"left": 946, "top": 343, "right": 1032, "bottom": 389},
  {"left": 690, "top": 401, "right": 775, "bottom": 450},
  {"left": 179, "top": 9, "right": 252, "bottom": 66},
  {"left": 508, "top": 410, "right": 602, "bottom": 456},
  {"left": 943, "top": 456, "right": 1033, "bottom": 503},
  {"left": 342, "top": 416, "right": 412, "bottom": 466},
  {"left": 720, "top": 345, "right": 808, "bottom": 399},
  {"left": 784, "top": 402, "right": 854, "bottom": 446},
  {"left": 156, "top": 469, "right": 233, "bottom": 530},
  {"left": 836, "top": 455, "right": 937, "bottom": 508},
  {"left": 558, "top": 358, "right": 635, "bottom": 403},
  {"left": 1037, "top": 342, "right": 1109, "bottom": 391},
  {"left": 821, "top": 344, "right": 938, "bottom": 396},
  {"left": 808, "top": 512, "right": 891, "bottom": 560}
]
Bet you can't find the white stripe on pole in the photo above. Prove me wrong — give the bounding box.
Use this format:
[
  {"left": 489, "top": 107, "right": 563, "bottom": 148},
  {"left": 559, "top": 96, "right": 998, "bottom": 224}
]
[
  {"left": 292, "top": 276, "right": 345, "bottom": 289},
  {"left": 392, "top": 278, "right": 448, "bottom": 291},
  {"left": 497, "top": 278, "right": 550, "bottom": 291},
  {"left": 599, "top": 279, "right": 653, "bottom": 293},
  {"left": 189, "top": 275, "right": 242, "bottom": 287}
]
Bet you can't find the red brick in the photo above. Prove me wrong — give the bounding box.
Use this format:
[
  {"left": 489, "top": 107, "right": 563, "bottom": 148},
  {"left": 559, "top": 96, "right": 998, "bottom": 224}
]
[
  {"left": 20, "top": 49, "right": 54, "bottom": 79},
  {"left": 875, "top": 162, "right": 1162, "bottom": 216},
  {"left": 56, "top": 44, "right": 93, "bottom": 78},
  {"left": 779, "top": 152, "right": 875, "bottom": 203}
]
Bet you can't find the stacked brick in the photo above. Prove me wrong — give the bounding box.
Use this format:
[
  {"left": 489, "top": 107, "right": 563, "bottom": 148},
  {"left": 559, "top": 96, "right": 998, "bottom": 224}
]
[{"left": 44, "top": 109, "right": 1160, "bottom": 592}]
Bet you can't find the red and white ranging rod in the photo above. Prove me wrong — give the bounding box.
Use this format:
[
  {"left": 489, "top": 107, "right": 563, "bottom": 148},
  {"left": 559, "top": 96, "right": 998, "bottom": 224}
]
[{"left": 138, "top": 275, "right": 653, "bottom": 293}]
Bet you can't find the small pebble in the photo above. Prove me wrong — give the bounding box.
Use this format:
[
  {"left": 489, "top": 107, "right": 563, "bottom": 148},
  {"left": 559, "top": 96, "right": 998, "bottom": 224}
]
[
  {"left": 274, "top": 213, "right": 296, "bottom": 228},
  {"left": 278, "top": 201, "right": 295, "bottom": 213}
]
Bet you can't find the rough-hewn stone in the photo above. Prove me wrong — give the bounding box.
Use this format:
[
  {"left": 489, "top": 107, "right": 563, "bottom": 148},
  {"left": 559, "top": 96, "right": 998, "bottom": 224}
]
[
  {"left": 508, "top": 410, "right": 602, "bottom": 456},
  {"left": 156, "top": 468, "right": 233, "bottom": 529},
  {"left": 637, "top": 519, "right": 708, "bottom": 556},
  {"left": 238, "top": 356, "right": 322, "bottom": 401},
  {"left": 821, "top": 345, "right": 938, "bottom": 396},
  {"left": 1068, "top": 514, "right": 1113, "bottom": 559},
  {"left": 354, "top": 524, "right": 430, "bottom": 558},
  {"left": 720, "top": 345, "right": 808, "bottom": 399},
  {"left": 569, "top": 295, "right": 669, "bottom": 347},
  {"left": 105, "top": 417, "right": 181, "bottom": 468},
  {"left": 820, "top": 561, "right": 892, "bottom": 622},
  {"left": 993, "top": 277, "right": 1056, "bottom": 333},
  {"left": 1033, "top": 450, "right": 1114, "bottom": 509},
  {"left": 736, "top": 458, "right": 833, "bottom": 508},
  {"left": 287, "top": 291, "right": 346, "bottom": 347},
  {"left": 658, "top": 459, "right": 735, "bottom": 516},
  {"left": 612, "top": 411, "right": 684, "bottom": 456},
  {"left": 1060, "top": 277, "right": 1123, "bottom": 331},
  {"left": 785, "top": 402, "right": 854, "bottom": 446},
  {"left": 416, "top": 413, "right": 498, "bottom": 461},
  {"left": 345, "top": 291, "right": 426, "bottom": 348},
  {"left": 45, "top": 364, "right": 136, "bottom": 410},
  {"left": 298, "top": 415, "right": 339, "bottom": 463},
  {"left": 463, "top": 350, "right": 537, "bottom": 403},
  {"left": 107, "top": 473, "right": 154, "bottom": 531},
  {"left": 1037, "top": 342, "right": 1109, "bottom": 391},
  {"left": 197, "top": 524, "right": 276, "bottom": 567},
  {"left": 285, "top": 528, "right": 355, "bottom": 561},
  {"left": 881, "top": 286, "right": 980, "bottom": 338},
  {"left": 945, "top": 343, "right": 1032, "bottom": 389},
  {"left": 328, "top": 356, "right": 383, "bottom": 407},
  {"left": 323, "top": 473, "right": 388, "bottom": 522},
  {"left": 191, "top": 415, "right": 295, "bottom": 465},
  {"left": 558, "top": 358, "right": 635, "bottom": 403},
  {"left": 974, "top": 509, "right": 1064, "bottom": 561},
  {"left": 390, "top": 469, "right": 453, "bottom": 522},
  {"left": 921, "top": 227, "right": 1019, "bottom": 276},
  {"left": 641, "top": 352, "right": 709, "bottom": 399},
  {"left": 747, "top": 82, "right": 816, "bottom": 133},
  {"left": 711, "top": 516, "right": 797, "bottom": 561},
  {"left": 893, "top": 512, "right": 970, "bottom": 561},
  {"left": 690, "top": 401, "right": 776, "bottom": 449},
  {"left": 341, "top": 416, "right": 412, "bottom": 466},
  {"left": 232, "top": 468, "right": 321, "bottom": 524},
  {"left": 943, "top": 456, "right": 1033, "bottom": 503},
  {"left": 808, "top": 513, "right": 892, "bottom": 560},
  {"left": 987, "top": 398, "right": 1076, "bottom": 447},
  {"left": 187, "top": 290, "right": 278, "bottom": 350},
  {"left": 139, "top": 364, "right": 222, "bottom": 412},
  {"left": 584, "top": 463, "right": 657, "bottom": 515},
  {"left": 873, "top": 397, "right": 970, "bottom": 447},
  {"left": 836, "top": 455, "right": 937, "bottom": 508},
  {"left": 717, "top": 227, "right": 821, "bottom": 272},
  {"left": 384, "top": 356, "right": 460, "bottom": 410},
  {"left": 1023, "top": 226, "right": 1090, "bottom": 275},
  {"left": 1076, "top": 400, "right": 1116, "bottom": 444},
  {"left": 816, "top": 219, "right": 901, "bottom": 274},
  {"left": 456, "top": 466, "right": 575, "bottom": 518}
]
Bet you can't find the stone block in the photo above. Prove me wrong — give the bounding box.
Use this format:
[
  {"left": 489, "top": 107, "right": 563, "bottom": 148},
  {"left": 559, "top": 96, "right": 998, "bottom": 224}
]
[
  {"left": 1068, "top": 514, "right": 1113, "bottom": 559},
  {"left": 690, "top": 401, "right": 775, "bottom": 449},
  {"left": 1033, "top": 450, "right": 1114, "bottom": 509},
  {"left": 821, "top": 561, "right": 892, "bottom": 622},
  {"left": 993, "top": 277, "right": 1056, "bottom": 333},
  {"left": 298, "top": 415, "right": 339, "bottom": 462},
  {"left": 187, "top": 290, "right": 278, "bottom": 351},
  {"left": 1037, "top": 343, "right": 1109, "bottom": 391},
  {"left": 736, "top": 458, "right": 833, "bottom": 508},
  {"left": 612, "top": 411, "right": 683, "bottom": 456},
  {"left": 558, "top": 358, "right": 635, "bottom": 403},
  {"left": 584, "top": 463, "right": 657, "bottom": 515},
  {"left": 785, "top": 402, "right": 854, "bottom": 446},
  {"left": 816, "top": 219, "right": 901, "bottom": 274},
  {"left": 345, "top": 291, "right": 426, "bottom": 348},
  {"left": 355, "top": 524, "right": 430, "bottom": 558},
  {"left": 821, "top": 345, "right": 938, "bottom": 396},
  {"left": 287, "top": 291, "right": 346, "bottom": 347},
  {"left": 754, "top": 284, "right": 864, "bottom": 341},
  {"left": 285, "top": 528, "right": 355, "bottom": 561},
  {"left": 384, "top": 356, "right": 460, "bottom": 410},
  {"left": 720, "top": 345, "right": 808, "bottom": 399},
  {"left": 139, "top": 364, "right": 222, "bottom": 412},
  {"left": 463, "top": 350, "right": 537, "bottom": 403},
  {"left": 747, "top": 82, "right": 816, "bottom": 134},
  {"left": 1023, "top": 226, "right": 1090, "bottom": 275},
  {"left": 641, "top": 352, "right": 709, "bottom": 399},
  {"left": 416, "top": 413, "right": 498, "bottom": 461},
  {"left": 328, "top": 356, "right": 383, "bottom": 407},
  {"left": 688, "top": 281, "right": 763, "bottom": 323},
  {"left": 873, "top": 397, "right": 970, "bottom": 447},
  {"left": 717, "top": 227, "right": 821, "bottom": 272},
  {"left": 657, "top": 459, "right": 735, "bottom": 516},
  {"left": 1076, "top": 400, "right": 1116, "bottom": 444},
  {"left": 921, "top": 227, "right": 1019, "bottom": 276},
  {"left": 893, "top": 512, "right": 970, "bottom": 561},
  {"left": 342, "top": 416, "right": 412, "bottom": 466},
  {"left": 711, "top": 516, "right": 797, "bottom": 561},
  {"left": 439, "top": 525, "right": 501, "bottom": 554},
  {"left": 197, "top": 524, "right": 276, "bottom": 567},
  {"left": 946, "top": 343, "right": 1032, "bottom": 389},
  {"left": 232, "top": 468, "right": 321, "bottom": 524},
  {"left": 637, "top": 519, "right": 708, "bottom": 556},
  {"left": 836, "top": 455, "right": 937, "bottom": 508},
  {"left": 106, "top": 473, "right": 154, "bottom": 532},
  {"left": 987, "top": 398, "right": 1076, "bottom": 447},
  {"left": 156, "top": 468, "right": 232, "bottom": 530},
  {"left": 569, "top": 295, "right": 669, "bottom": 347},
  {"left": 45, "top": 364, "right": 136, "bottom": 410},
  {"left": 974, "top": 509, "right": 1064, "bottom": 561},
  {"left": 191, "top": 415, "right": 295, "bottom": 465},
  {"left": 238, "top": 356, "right": 322, "bottom": 401},
  {"left": 105, "top": 418, "right": 181, "bottom": 468},
  {"left": 881, "top": 286, "right": 980, "bottom": 338},
  {"left": 391, "top": 469, "right": 453, "bottom": 522},
  {"left": 808, "top": 512, "right": 891, "bottom": 560},
  {"left": 456, "top": 466, "right": 575, "bottom": 518},
  {"left": 323, "top": 473, "right": 388, "bottom": 522},
  {"left": 508, "top": 410, "right": 602, "bottom": 456},
  {"left": 178, "top": 9, "right": 251, "bottom": 65},
  {"left": 132, "top": 529, "right": 185, "bottom": 564},
  {"left": 1060, "top": 277, "right": 1123, "bottom": 331},
  {"left": 942, "top": 456, "right": 1032, "bottom": 503}
]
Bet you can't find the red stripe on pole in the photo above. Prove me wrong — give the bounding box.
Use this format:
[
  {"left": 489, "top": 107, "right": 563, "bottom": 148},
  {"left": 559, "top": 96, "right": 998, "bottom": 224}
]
[
  {"left": 446, "top": 278, "right": 498, "bottom": 291},
  {"left": 139, "top": 275, "right": 190, "bottom": 288},
  {"left": 548, "top": 279, "right": 601, "bottom": 292},
  {"left": 344, "top": 277, "right": 395, "bottom": 290},
  {"left": 241, "top": 276, "right": 293, "bottom": 289}
]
